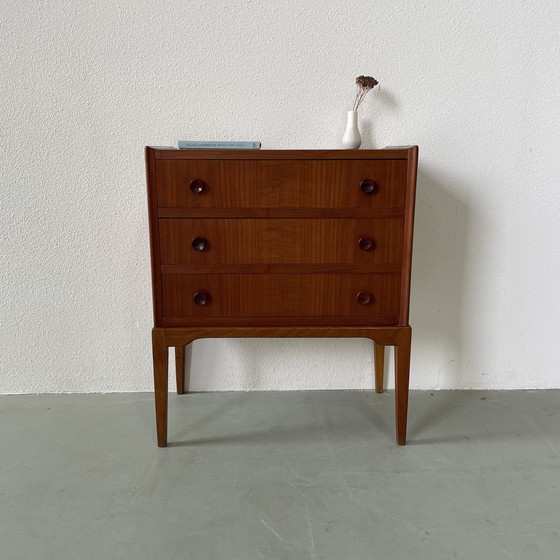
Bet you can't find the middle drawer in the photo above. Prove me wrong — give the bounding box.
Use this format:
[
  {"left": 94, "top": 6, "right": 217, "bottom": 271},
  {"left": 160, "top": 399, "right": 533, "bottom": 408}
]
[{"left": 159, "top": 218, "right": 404, "bottom": 265}]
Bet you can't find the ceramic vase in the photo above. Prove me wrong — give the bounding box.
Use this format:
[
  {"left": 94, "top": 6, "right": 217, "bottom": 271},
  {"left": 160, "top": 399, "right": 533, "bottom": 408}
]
[{"left": 341, "top": 110, "right": 362, "bottom": 149}]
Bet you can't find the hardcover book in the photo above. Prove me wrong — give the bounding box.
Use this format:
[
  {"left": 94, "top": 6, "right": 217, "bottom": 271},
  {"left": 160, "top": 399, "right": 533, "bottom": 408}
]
[{"left": 178, "top": 141, "right": 261, "bottom": 149}]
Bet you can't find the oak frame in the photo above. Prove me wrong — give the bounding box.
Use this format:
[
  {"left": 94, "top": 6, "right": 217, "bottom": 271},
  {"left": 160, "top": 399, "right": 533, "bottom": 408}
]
[{"left": 152, "top": 326, "right": 411, "bottom": 448}]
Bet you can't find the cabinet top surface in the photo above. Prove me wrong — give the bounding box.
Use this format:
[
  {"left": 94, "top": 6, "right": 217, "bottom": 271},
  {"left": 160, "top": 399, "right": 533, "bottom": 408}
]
[{"left": 147, "top": 146, "right": 418, "bottom": 160}]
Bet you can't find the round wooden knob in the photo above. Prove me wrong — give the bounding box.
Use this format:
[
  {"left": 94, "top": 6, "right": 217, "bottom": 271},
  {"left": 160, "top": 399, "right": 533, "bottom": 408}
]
[
  {"left": 356, "top": 292, "right": 373, "bottom": 305},
  {"left": 193, "top": 292, "right": 210, "bottom": 306},
  {"left": 191, "top": 237, "right": 208, "bottom": 251},
  {"left": 358, "top": 237, "right": 375, "bottom": 251},
  {"left": 360, "top": 179, "right": 377, "bottom": 194},
  {"left": 189, "top": 179, "right": 206, "bottom": 194}
]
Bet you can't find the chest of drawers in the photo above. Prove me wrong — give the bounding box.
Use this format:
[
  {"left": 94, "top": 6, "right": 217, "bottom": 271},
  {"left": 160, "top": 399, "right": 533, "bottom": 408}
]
[{"left": 146, "top": 147, "right": 418, "bottom": 447}]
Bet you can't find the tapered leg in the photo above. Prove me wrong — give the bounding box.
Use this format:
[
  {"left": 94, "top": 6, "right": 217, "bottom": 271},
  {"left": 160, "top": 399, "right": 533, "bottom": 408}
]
[
  {"left": 394, "top": 327, "right": 412, "bottom": 445},
  {"left": 152, "top": 328, "right": 169, "bottom": 447},
  {"left": 374, "top": 341, "right": 385, "bottom": 393},
  {"left": 175, "top": 345, "right": 185, "bottom": 395}
]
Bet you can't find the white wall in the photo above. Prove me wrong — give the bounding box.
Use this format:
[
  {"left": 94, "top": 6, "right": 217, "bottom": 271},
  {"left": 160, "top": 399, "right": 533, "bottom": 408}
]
[{"left": 2, "top": 0, "right": 560, "bottom": 393}]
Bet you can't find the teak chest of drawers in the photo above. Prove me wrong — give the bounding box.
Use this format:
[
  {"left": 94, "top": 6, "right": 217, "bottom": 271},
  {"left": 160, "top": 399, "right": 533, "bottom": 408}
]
[{"left": 146, "top": 146, "right": 418, "bottom": 447}]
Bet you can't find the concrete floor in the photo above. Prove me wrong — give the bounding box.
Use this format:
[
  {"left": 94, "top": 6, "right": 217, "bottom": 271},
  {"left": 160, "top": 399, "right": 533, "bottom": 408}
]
[{"left": 0, "top": 390, "right": 559, "bottom": 559}]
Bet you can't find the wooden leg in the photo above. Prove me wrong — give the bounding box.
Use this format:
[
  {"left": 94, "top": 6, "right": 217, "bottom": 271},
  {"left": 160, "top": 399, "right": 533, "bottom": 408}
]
[
  {"left": 394, "top": 326, "right": 412, "bottom": 445},
  {"left": 175, "top": 345, "right": 185, "bottom": 395},
  {"left": 374, "top": 341, "right": 385, "bottom": 393},
  {"left": 152, "top": 328, "right": 169, "bottom": 448}
]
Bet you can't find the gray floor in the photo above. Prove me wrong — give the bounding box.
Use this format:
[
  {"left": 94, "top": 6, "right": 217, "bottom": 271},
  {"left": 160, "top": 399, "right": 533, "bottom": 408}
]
[{"left": 1, "top": 390, "right": 559, "bottom": 559}]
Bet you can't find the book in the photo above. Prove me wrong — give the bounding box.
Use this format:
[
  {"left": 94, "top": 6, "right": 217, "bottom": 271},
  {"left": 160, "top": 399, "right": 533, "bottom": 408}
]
[{"left": 178, "top": 140, "right": 261, "bottom": 150}]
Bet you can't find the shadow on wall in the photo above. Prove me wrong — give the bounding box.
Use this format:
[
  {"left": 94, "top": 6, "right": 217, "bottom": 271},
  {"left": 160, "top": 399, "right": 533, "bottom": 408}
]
[
  {"left": 410, "top": 166, "right": 471, "bottom": 388},
  {"left": 360, "top": 87, "right": 399, "bottom": 149},
  {"left": 188, "top": 337, "right": 374, "bottom": 391}
]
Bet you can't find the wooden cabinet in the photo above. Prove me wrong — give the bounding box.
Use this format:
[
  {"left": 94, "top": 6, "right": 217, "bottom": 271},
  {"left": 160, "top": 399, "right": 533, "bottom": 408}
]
[{"left": 146, "top": 147, "right": 418, "bottom": 447}]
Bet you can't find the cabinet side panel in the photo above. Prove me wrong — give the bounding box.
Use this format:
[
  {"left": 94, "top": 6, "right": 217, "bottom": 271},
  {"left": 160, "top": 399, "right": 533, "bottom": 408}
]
[
  {"left": 146, "top": 147, "right": 163, "bottom": 326},
  {"left": 399, "top": 146, "right": 419, "bottom": 325}
]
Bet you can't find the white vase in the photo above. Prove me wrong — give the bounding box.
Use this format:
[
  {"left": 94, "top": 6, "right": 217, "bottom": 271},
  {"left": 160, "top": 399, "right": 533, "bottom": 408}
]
[{"left": 341, "top": 110, "right": 362, "bottom": 149}]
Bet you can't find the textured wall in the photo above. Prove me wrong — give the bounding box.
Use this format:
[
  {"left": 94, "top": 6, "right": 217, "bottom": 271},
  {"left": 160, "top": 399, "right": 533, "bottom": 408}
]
[{"left": 2, "top": 0, "right": 560, "bottom": 393}]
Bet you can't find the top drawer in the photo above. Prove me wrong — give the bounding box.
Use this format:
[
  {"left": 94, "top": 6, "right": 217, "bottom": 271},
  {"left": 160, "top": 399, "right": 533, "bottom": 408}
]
[{"left": 155, "top": 159, "right": 407, "bottom": 209}]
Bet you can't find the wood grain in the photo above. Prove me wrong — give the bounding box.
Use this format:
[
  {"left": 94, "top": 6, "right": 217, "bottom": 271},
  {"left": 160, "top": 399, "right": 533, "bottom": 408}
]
[
  {"left": 374, "top": 341, "right": 385, "bottom": 393},
  {"left": 164, "top": 325, "right": 402, "bottom": 347},
  {"left": 152, "top": 328, "right": 168, "bottom": 447},
  {"left": 155, "top": 159, "right": 407, "bottom": 209},
  {"left": 145, "top": 147, "right": 419, "bottom": 447},
  {"left": 145, "top": 147, "right": 163, "bottom": 326},
  {"left": 158, "top": 207, "right": 405, "bottom": 219},
  {"left": 175, "top": 345, "right": 185, "bottom": 395},
  {"left": 162, "top": 316, "right": 401, "bottom": 327},
  {"left": 152, "top": 148, "right": 414, "bottom": 160},
  {"left": 161, "top": 273, "right": 401, "bottom": 320},
  {"left": 160, "top": 263, "right": 402, "bottom": 275},
  {"left": 159, "top": 218, "right": 404, "bottom": 265},
  {"left": 399, "top": 146, "right": 419, "bottom": 326},
  {"left": 394, "top": 326, "right": 412, "bottom": 445},
  {"left": 159, "top": 325, "right": 410, "bottom": 446}
]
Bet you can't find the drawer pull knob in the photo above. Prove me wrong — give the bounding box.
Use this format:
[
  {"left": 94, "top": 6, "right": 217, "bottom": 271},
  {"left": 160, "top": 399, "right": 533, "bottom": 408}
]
[
  {"left": 191, "top": 237, "right": 208, "bottom": 251},
  {"left": 358, "top": 237, "right": 375, "bottom": 251},
  {"left": 360, "top": 179, "right": 377, "bottom": 194},
  {"left": 189, "top": 179, "right": 206, "bottom": 194},
  {"left": 356, "top": 292, "right": 373, "bottom": 305},
  {"left": 193, "top": 292, "right": 210, "bottom": 306}
]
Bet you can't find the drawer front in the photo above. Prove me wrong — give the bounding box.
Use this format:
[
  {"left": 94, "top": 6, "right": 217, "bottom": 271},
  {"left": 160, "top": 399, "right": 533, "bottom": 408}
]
[
  {"left": 161, "top": 273, "right": 400, "bottom": 319},
  {"left": 159, "top": 218, "right": 404, "bottom": 265},
  {"left": 156, "top": 159, "right": 407, "bottom": 208}
]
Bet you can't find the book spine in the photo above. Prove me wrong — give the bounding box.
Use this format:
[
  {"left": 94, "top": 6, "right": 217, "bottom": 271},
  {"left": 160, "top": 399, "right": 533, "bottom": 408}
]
[{"left": 178, "top": 141, "right": 261, "bottom": 150}]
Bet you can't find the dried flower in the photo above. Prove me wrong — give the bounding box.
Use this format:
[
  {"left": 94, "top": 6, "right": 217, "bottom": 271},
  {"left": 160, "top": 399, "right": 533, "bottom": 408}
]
[{"left": 353, "top": 75, "right": 379, "bottom": 111}]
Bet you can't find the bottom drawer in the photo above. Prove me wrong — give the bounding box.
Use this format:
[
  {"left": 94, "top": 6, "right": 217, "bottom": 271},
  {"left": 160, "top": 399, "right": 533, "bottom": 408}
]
[{"left": 161, "top": 273, "right": 400, "bottom": 321}]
